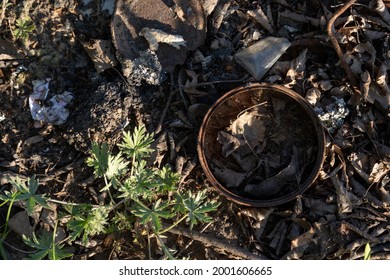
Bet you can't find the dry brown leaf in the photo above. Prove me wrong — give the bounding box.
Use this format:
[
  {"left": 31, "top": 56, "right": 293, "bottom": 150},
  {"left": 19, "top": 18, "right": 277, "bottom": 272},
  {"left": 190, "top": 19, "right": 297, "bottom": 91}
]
[
  {"left": 350, "top": 177, "right": 385, "bottom": 208},
  {"left": 368, "top": 87, "right": 390, "bottom": 110},
  {"left": 217, "top": 131, "right": 245, "bottom": 158},
  {"left": 81, "top": 40, "right": 118, "bottom": 73},
  {"left": 283, "top": 227, "right": 315, "bottom": 260},
  {"left": 148, "top": 132, "right": 168, "bottom": 167},
  {"left": 201, "top": 0, "right": 220, "bottom": 16},
  {"left": 291, "top": 227, "right": 315, "bottom": 249},
  {"left": 377, "top": 184, "right": 390, "bottom": 206},
  {"left": 175, "top": 156, "right": 186, "bottom": 175},
  {"left": 302, "top": 197, "right": 337, "bottom": 217},
  {"left": 340, "top": 26, "right": 359, "bottom": 44},
  {"left": 361, "top": 71, "right": 372, "bottom": 101},
  {"left": 331, "top": 172, "right": 361, "bottom": 214},
  {"left": 279, "top": 10, "right": 321, "bottom": 27},
  {"left": 330, "top": 86, "right": 350, "bottom": 97},
  {"left": 345, "top": 54, "right": 362, "bottom": 75},
  {"left": 247, "top": 7, "right": 274, "bottom": 34},
  {"left": 369, "top": 161, "right": 389, "bottom": 183},
  {"left": 214, "top": 167, "right": 246, "bottom": 188},
  {"left": 191, "top": 50, "right": 208, "bottom": 67},
  {"left": 285, "top": 49, "right": 308, "bottom": 87},
  {"left": 8, "top": 211, "right": 34, "bottom": 239},
  {"left": 370, "top": 0, "right": 390, "bottom": 25},
  {"left": 240, "top": 207, "right": 274, "bottom": 240},
  {"left": 364, "top": 29, "right": 386, "bottom": 40},
  {"left": 334, "top": 124, "right": 353, "bottom": 149},
  {"left": 244, "top": 147, "right": 299, "bottom": 197},
  {"left": 269, "top": 221, "right": 287, "bottom": 253},
  {"left": 318, "top": 80, "right": 333, "bottom": 91},
  {"left": 230, "top": 152, "right": 258, "bottom": 173},
  {"left": 376, "top": 63, "right": 390, "bottom": 95},
  {"left": 352, "top": 118, "right": 367, "bottom": 132},
  {"left": 373, "top": 140, "right": 390, "bottom": 159},
  {"left": 269, "top": 61, "right": 291, "bottom": 76},
  {"left": 348, "top": 153, "right": 371, "bottom": 183},
  {"left": 229, "top": 111, "right": 266, "bottom": 149},
  {"left": 305, "top": 88, "right": 321, "bottom": 106},
  {"left": 353, "top": 42, "right": 376, "bottom": 70},
  {"left": 184, "top": 69, "right": 198, "bottom": 85}
]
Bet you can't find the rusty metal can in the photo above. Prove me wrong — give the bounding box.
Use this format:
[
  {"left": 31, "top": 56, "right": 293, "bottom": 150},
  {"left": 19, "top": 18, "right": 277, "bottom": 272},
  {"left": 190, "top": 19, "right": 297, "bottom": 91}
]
[{"left": 197, "top": 83, "right": 326, "bottom": 207}]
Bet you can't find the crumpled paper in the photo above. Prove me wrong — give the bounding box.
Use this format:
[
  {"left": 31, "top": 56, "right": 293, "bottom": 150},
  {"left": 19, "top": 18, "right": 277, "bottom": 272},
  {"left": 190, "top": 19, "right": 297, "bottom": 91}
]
[{"left": 29, "top": 79, "right": 73, "bottom": 125}]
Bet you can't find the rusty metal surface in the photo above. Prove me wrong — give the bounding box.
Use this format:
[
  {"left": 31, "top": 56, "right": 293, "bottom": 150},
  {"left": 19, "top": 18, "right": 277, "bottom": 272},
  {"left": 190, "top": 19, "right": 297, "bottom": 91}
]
[
  {"left": 197, "top": 83, "right": 326, "bottom": 207},
  {"left": 111, "top": 0, "right": 206, "bottom": 72}
]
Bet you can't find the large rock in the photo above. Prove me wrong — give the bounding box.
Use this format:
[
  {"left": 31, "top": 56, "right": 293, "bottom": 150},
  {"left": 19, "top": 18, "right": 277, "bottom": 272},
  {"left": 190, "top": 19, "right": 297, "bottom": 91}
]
[{"left": 111, "top": 0, "right": 206, "bottom": 85}]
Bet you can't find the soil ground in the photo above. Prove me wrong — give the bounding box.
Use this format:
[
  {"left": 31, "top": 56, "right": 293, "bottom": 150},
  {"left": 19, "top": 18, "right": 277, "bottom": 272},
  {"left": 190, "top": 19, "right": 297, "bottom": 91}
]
[{"left": 0, "top": 0, "right": 389, "bottom": 260}]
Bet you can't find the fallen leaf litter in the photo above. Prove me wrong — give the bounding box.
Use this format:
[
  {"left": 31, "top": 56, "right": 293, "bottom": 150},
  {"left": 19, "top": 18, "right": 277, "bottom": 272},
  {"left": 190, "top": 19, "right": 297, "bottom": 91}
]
[
  {"left": 1, "top": 0, "right": 390, "bottom": 260},
  {"left": 210, "top": 90, "right": 319, "bottom": 200}
]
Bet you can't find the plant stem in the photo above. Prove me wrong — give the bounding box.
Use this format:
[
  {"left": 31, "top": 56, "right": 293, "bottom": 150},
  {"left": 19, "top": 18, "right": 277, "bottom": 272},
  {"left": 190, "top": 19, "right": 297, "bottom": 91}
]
[
  {"left": 147, "top": 227, "right": 151, "bottom": 260},
  {"left": 158, "top": 215, "right": 188, "bottom": 235},
  {"left": 47, "top": 198, "right": 100, "bottom": 208},
  {"left": 52, "top": 220, "right": 58, "bottom": 260},
  {"left": 3, "top": 192, "right": 17, "bottom": 236},
  {"left": 103, "top": 176, "right": 115, "bottom": 204},
  {"left": 155, "top": 234, "right": 175, "bottom": 260}
]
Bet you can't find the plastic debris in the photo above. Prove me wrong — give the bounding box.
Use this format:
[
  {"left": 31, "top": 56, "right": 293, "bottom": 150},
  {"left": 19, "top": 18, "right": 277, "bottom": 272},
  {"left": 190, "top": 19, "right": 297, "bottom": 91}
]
[
  {"left": 29, "top": 79, "right": 74, "bottom": 125},
  {"left": 234, "top": 37, "right": 291, "bottom": 80}
]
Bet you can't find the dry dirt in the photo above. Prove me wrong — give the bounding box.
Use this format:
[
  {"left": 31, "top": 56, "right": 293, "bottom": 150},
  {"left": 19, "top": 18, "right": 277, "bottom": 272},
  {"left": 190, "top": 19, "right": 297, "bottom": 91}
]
[{"left": 0, "top": 0, "right": 389, "bottom": 260}]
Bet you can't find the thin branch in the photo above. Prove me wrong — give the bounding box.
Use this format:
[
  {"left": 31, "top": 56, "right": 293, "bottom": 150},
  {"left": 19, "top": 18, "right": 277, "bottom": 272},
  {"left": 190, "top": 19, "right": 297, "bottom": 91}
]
[
  {"left": 162, "top": 222, "right": 267, "bottom": 260},
  {"left": 1, "top": 0, "right": 7, "bottom": 24},
  {"left": 326, "top": 0, "right": 358, "bottom": 88},
  {"left": 155, "top": 73, "right": 177, "bottom": 135}
]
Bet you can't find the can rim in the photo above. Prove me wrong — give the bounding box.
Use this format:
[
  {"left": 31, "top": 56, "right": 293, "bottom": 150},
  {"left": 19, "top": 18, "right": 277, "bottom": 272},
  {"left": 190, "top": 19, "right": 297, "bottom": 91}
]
[{"left": 197, "top": 83, "right": 326, "bottom": 207}]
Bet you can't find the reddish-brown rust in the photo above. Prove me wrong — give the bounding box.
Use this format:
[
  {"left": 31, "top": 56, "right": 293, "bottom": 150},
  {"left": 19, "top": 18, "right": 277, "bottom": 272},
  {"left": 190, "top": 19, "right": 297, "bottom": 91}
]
[
  {"left": 326, "top": 0, "right": 357, "bottom": 88},
  {"left": 197, "top": 83, "right": 326, "bottom": 207}
]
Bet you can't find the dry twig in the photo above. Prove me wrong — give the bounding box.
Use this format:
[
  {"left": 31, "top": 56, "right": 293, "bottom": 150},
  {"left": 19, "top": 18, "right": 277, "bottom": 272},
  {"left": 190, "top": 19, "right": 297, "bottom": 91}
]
[
  {"left": 327, "top": 0, "right": 358, "bottom": 88},
  {"left": 163, "top": 222, "right": 266, "bottom": 260}
]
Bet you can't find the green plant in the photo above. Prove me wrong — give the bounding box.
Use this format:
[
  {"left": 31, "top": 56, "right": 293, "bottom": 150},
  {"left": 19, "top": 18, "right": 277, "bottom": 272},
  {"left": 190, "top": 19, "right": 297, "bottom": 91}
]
[
  {"left": 13, "top": 16, "right": 35, "bottom": 40},
  {"left": 83, "top": 125, "right": 220, "bottom": 258},
  {"left": 22, "top": 230, "right": 72, "bottom": 260},
  {"left": 0, "top": 189, "right": 18, "bottom": 260},
  {"left": 364, "top": 243, "right": 371, "bottom": 260},
  {"left": 0, "top": 125, "right": 220, "bottom": 259},
  {"left": 6, "top": 175, "right": 49, "bottom": 215}
]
